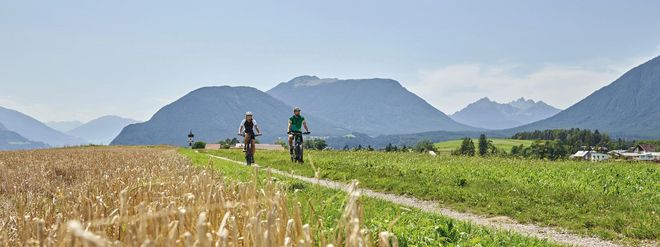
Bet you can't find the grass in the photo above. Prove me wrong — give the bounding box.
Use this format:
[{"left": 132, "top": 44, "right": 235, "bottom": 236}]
[
  {"left": 206, "top": 149, "right": 659, "bottom": 245},
  {"left": 434, "top": 138, "right": 535, "bottom": 155},
  {"left": 181, "top": 148, "right": 561, "bottom": 246}
]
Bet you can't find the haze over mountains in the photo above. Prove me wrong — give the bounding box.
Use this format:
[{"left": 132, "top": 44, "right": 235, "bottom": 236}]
[
  {"left": 0, "top": 122, "right": 49, "bottom": 150},
  {"left": 0, "top": 106, "right": 139, "bottom": 149},
  {"left": 268, "top": 76, "right": 475, "bottom": 135},
  {"left": 111, "top": 86, "right": 348, "bottom": 146},
  {"left": 451, "top": 97, "right": 561, "bottom": 129},
  {"left": 67, "top": 116, "right": 139, "bottom": 144},
  {"left": 0, "top": 106, "right": 87, "bottom": 147},
  {"left": 46, "top": 120, "right": 84, "bottom": 133},
  {"left": 514, "top": 55, "right": 660, "bottom": 138}
]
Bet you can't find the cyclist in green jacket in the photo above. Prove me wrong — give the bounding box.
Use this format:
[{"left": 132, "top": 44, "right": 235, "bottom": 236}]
[{"left": 287, "top": 107, "right": 310, "bottom": 154}]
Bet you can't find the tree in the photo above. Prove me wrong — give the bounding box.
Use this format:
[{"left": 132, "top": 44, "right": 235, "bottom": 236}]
[
  {"left": 478, "top": 134, "right": 489, "bottom": 156},
  {"left": 385, "top": 143, "right": 394, "bottom": 152},
  {"left": 457, "top": 137, "right": 475, "bottom": 156},
  {"left": 343, "top": 145, "right": 350, "bottom": 151},
  {"left": 192, "top": 141, "right": 206, "bottom": 149},
  {"left": 414, "top": 139, "right": 437, "bottom": 153},
  {"left": 304, "top": 139, "right": 327, "bottom": 150}
]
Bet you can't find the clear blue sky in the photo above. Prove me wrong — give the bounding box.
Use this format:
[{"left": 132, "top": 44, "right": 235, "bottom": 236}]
[{"left": 2, "top": 0, "right": 660, "bottom": 122}]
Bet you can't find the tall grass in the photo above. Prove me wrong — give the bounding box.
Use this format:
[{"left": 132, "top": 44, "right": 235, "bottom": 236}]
[{"left": 0, "top": 147, "right": 397, "bottom": 246}]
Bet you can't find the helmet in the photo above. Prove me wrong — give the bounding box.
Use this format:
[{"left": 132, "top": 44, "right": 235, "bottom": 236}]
[
  {"left": 293, "top": 107, "right": 301, "bottom": 112},
  {"left": 245, "top": 111, "right": 253, "bottom": 116}
]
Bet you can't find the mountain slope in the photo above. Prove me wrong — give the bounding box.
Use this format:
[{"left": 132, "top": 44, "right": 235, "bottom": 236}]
[
  {"left": 67, "top": 116, "right": 139, "bottom": 144},
  {"left": 267, "top": 76, "right": 476, "bottom": 135},
  {"left": 0, "top": 122, "right": 49, "bottom": 150},
  {"left": 46, "top": 120, "right": 83, "bottom": 132},
  {"left": 514, "top": 55, "right": 660, "bottom": 138},
  {"left": 0, "top": 106, "right": 87, "bottom": 146},
  {"left": 452, "top": 97, "right": 561, "bottom": 129},
  {"left": 111, "top": 86, "right": 348, "bottom": 146}
]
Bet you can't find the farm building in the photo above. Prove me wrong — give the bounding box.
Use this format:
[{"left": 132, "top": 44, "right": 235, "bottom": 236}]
[
  {"left": 609, "top": 150, "right": 660, "bottom": 161},
  {"left": 632, "top": 144, "right": 656, "bottom": 153},
  {"left": 571, "top": 151, "right": 609, "bottom": 161}
]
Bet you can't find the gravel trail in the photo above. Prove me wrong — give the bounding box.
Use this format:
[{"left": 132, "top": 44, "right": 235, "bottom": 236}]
[{"left": 206, "top": 153, "right": 626, "bottom": 247}]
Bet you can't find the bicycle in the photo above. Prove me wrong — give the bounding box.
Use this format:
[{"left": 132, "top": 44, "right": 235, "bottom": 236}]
[
  {"left": 238, "top": 133, "right": 261, "bottom": 166},
  {"left": 289, "top": 131, "right": 310, "bottom": 163}
]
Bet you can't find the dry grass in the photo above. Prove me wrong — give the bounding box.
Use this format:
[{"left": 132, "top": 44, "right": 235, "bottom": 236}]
[{"left": 0, "top": 146, "right": 397, "bottom": 246}]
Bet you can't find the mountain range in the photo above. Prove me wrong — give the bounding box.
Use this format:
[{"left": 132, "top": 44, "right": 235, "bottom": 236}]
[
  {"left": 513, "top": 55, "right": 660, "bottom": 138},
  {"left": 0, "top": 106, "right": 139, "bottom": 150},
  {"left": 0, "top": 122, "right": 49, "bottom": 150},
  {"left": 4, "top": 55, "right": 660, "bottom": 150},
  {"left": 451, "top": 97, "right": 561, "bottom": 129},
  {"left": 267, "top": 76, "right": 475, "bottom": 135},
  {"left": 111, "top": 86, "right": 349, "bottom": 146},
  {"left": 0, "top": 106, "right": 87, "bottom": 147}
]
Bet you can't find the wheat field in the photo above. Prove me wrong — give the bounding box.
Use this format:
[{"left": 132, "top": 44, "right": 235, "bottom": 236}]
[{"left": 0, "top": 146, "right": 396, "bottom": 246}]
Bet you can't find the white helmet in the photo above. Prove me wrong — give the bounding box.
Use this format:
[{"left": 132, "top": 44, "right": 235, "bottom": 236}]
[{"left": 245, "top": 111, "right": 253, "bottom": 116}]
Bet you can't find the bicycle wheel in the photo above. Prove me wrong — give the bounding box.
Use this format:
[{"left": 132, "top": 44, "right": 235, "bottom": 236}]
[
  {"left": 245, "top": 143, "right": 252, "bottom": 166},
  {"left": 295, "top": 144, "right": 302, "bottom": 163}
]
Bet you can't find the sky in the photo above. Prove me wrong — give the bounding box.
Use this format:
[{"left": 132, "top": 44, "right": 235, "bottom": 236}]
[{"left": 1, "top": 0, "right": 660, "bottom": 122}]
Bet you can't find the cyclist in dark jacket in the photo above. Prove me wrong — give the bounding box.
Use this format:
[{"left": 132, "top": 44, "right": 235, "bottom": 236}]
[{"left": 238, "top": 111, "right": 261, "bottom": 155}]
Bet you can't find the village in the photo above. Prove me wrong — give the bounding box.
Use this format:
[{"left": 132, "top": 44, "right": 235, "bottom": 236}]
[{"left": 571, "top": 144, "right": 660, "bottom": 162}]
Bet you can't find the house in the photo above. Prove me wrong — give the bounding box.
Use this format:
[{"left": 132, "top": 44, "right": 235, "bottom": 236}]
[
  {"left": 204, "top": 144, "right": 222, "bottom": 150},
  {"left": 571, "top": 151, "right": 609, "bottom": 161},
  {"left": 233, "top": 143, "right": 285, "bottom": 151},
  {"left": 632, "top": 144, "right": 656, "bottom": 153}
]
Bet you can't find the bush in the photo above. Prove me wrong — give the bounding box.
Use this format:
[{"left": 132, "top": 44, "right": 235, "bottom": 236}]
[
  {"left": 414, "top": 139, "right": 437, "bottom": 153},
  {"left": 192, "top": 141, "right": 206, "bottom": 149},
  {"left": 304, "top": 138, "right": 328, "bottom": 150}
]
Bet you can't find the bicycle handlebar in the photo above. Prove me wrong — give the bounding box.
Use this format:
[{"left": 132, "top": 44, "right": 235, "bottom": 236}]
[
  {"left": 288, "top": 131, "right": 310, "bottom": 135},
  {"left": 238, "top": 133, "right": 262, "bottom": 137}
]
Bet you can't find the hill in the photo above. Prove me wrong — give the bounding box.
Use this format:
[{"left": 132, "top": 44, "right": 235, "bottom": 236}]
[
  {"left": 0, "top": 122, "right": 49, "bottom": 150},
  {"left": 111, "top": 86, "right": 348, "bottom": 146},
  {"left": 0, "top": 106, "right": 87, "bottom": 147},
  {"left": 45, "top": 120, "right": 83, "bottom": 132},
  {"left": 452, "top": 97, "right": 561, "bottom": 129},
  {"left": 267, "top": 76, "right": 476, "bottom": 135},
  {"left": 514, "top": 55, "right": 660, "bottom": 138},
  {"left": 67, "top": 115, "right": 139, "bottom": 144}
]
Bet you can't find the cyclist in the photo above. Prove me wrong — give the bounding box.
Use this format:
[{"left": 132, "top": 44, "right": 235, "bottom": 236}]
[
  {"left": 238, "top": 111, "right": 261, "bottom": 155},
  {"left": 287, "top": 107, "right": 310, "bottom": 154}
]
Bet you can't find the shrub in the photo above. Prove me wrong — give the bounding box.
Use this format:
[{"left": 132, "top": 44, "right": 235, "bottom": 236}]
[
  {"left": 414, "top": 139, "right": 437, "bottom": 153},
  {"left": 192, "top": 141, "right": 206, "bottom": 149}
]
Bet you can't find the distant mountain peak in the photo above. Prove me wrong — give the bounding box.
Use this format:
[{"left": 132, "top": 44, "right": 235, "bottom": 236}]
[
  {"left": 67, "top": 115, "right": 139, "bottom": 145},
  {"left": 287, "top": 75, "right": 339, "bottom": 87},
  {"left": 268, "top": 77, "right": 475, "bottom": 135},
  {"left": 452, "top": 97, "right": 561, "bottom": 129}
]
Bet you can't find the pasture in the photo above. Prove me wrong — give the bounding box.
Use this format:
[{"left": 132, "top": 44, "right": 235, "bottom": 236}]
[
  {"left": 434, "top": 138, "right": 535, "bottom": 155},
  {"left": 209, "top": 149, "right": 659, "bottom": 244}
]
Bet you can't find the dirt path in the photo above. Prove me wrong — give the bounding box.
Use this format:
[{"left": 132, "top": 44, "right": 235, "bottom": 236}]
[{"left": 206, "top": 153, "right": 624, "bottom": 247}]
